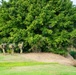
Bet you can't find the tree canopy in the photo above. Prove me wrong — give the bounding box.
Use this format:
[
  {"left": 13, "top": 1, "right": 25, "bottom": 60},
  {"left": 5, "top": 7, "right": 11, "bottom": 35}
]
[{"left": 0, "top": 0, "right": 76, "bottom": 55}]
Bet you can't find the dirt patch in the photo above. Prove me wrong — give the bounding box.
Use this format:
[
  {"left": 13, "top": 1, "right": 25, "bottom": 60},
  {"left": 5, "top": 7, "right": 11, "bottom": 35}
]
[
  {"left": 0, "top": 53, "right": 76, "bottom": 66},
  {"left": 20, "top": 53, "right": 76, "bottom": 66}
]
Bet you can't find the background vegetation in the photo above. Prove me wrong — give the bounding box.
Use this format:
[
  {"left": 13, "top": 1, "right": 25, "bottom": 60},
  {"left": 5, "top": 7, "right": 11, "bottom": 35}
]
[{"left": 0, "top": 0, "right": 76, "bottom": 55}]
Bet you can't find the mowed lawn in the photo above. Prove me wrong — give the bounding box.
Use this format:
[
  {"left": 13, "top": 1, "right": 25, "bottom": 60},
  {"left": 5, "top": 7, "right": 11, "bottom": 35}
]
[{"left": 0, "top": 54, "right": 76, "bottom": 75}]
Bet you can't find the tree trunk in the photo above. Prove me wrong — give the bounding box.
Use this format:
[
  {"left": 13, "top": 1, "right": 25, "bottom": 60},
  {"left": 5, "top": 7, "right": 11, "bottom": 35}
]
[
  {"left": 2, "top": 49, "right": 5, "bottom": 54},
  {"left": 20, "top": 49, "right": 23, "bottom": 54},
  {"left": 11, "top": 49, "right": 14, "bottom": 54}
]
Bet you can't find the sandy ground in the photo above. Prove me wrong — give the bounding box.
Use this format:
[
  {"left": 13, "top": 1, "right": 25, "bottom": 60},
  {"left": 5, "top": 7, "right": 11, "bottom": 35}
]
[{"left": 0, "top": 53, "right": 76, "bottom": 66}]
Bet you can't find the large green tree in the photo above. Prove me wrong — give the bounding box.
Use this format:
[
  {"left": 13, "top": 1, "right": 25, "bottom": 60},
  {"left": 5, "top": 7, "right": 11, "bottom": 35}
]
[{"left": 0, "top": 0, "right": 76, "bottom": 54}]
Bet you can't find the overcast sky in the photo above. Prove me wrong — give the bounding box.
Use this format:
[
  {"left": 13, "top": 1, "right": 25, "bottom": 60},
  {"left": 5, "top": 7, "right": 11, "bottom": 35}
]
[{"left": 71, "top": 0, "right": 76, "bottom": 5}]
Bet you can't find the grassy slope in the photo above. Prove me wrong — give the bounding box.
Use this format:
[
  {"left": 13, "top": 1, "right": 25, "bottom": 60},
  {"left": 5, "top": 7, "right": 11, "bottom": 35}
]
[
  {"left": 0, "top": 54, "right": 76, "bottom": 75},
  {"left": 0, "top": 62, "right": 76, "bottom": 75}
]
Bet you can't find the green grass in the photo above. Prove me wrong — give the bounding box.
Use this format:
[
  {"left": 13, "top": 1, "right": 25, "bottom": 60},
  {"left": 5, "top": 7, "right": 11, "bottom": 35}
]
[
  {"left": 0, "top": 54, "right": 76, "bottom": 75},
  {"left": 0, "top": 62, "right": 55, "bottom": 67},
  {"left": 0, "top": 62, "right": 76, "bottom": 75},
  {"left": 0, "top": 55, "right": 4, "bottom": 60}
]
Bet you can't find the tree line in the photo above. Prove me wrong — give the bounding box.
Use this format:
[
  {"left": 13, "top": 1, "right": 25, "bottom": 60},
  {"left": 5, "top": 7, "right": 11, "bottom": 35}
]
[
  {"left": 0, "top": 0, "right": 76, "bottom": 55},
  {"left": 0, "top": 42, "right": 23, "bottom": 54}
]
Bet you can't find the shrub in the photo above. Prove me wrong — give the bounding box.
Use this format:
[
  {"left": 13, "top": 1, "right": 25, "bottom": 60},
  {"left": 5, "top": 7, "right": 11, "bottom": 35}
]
[{"left": 69, "top": 51, "right": 76, "bottom": 59}]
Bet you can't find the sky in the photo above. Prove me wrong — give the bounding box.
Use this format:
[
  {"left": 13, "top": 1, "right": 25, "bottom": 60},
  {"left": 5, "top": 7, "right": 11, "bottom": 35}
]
[{"left": 71, "top": 0, "right": 76, "bottom": 5}]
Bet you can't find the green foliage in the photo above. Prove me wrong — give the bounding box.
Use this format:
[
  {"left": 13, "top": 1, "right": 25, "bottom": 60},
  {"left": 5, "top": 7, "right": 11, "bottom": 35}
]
[
  {"left": 0, "top": 0, "right": 76, "bottom": 55},
  {"left": 7, "top": 49, "right": 11, "bottom": 53},
  {"left": 69, "top": 51, "right": 76, "bottom": 59}
]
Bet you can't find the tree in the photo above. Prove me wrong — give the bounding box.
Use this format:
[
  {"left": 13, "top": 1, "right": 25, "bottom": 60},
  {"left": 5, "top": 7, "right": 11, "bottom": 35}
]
[
  {"left": 0, "top": 43, "right": 6, "bottom": 54},
  {"left": 18, "top": 42, "right": 24, "bottom": 53},
  {"left": 0, "top": 0, "right": 76, "bottom": 55}
]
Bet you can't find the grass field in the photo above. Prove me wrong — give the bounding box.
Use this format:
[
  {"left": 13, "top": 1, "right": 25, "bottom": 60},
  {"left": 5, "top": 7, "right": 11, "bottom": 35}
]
[
  {"left": 0, "top": 54, "right": 76, "bottom": 75},
  {"left": 0, "top": 62, "right": 76, "bottom": 75}
]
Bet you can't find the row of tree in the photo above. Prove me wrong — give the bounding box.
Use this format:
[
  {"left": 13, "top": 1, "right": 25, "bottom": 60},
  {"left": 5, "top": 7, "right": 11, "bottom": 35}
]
[
  {"left": 0, "top": 0, "right": 76, "bottom": 55},
  {"left": 0, "top": 42, "right": 23, "bottom": 54}
]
